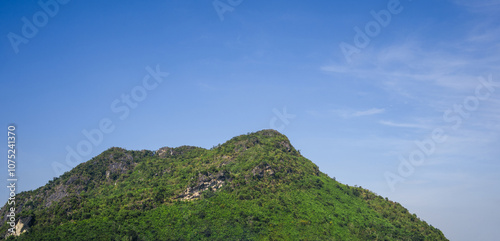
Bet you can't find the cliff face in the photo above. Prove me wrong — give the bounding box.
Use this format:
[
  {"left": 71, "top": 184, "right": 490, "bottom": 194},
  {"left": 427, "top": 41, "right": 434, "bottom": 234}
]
[{"left": 0, "top": 130, "right": 448, "bottom": 240}]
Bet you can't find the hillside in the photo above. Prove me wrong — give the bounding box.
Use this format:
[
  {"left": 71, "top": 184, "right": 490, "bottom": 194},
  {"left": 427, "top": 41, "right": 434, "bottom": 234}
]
[{"left": 0, "top": 130, "right": 448, "bottom": 240}]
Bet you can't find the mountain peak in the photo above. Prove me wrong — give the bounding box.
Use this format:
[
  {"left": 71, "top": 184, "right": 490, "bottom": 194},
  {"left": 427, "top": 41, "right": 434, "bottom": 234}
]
[
  {"left": 254, "top": 129, "right": 285, "bottom": 136},
  {"left": 219, "top": 129, "right": 297, "bottom": 155},
  {"left": 0, "top": 130, "right": 447, "bottom": 240}
]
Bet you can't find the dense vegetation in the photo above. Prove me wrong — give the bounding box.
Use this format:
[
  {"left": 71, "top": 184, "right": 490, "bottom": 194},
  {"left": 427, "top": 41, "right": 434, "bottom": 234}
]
[{"left": 0, "top": 130, "right": 447, "bottom": 240}]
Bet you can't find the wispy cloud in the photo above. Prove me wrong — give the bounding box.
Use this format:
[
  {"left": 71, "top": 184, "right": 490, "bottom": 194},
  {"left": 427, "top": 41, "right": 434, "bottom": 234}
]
[
  {"left": 196, "top": 82, "right": 218, "bottom": 91},
  {"left": 451, "top": 0, "right": 500, "bottom": 13},
  {"left": 307, "top": 108, "right": 386, "bottom": 119},
  {"left": 322, "top": 40, "right": 482, "bottom": 91},
  {"left": 332, "top": 108, "right": 386, "bottom": 118},
  {"left": 379, "top": 120, "right": 428, "bottom": 129},
  {"left": 351, "top": 108, "right": 385, "bottom": 117}
]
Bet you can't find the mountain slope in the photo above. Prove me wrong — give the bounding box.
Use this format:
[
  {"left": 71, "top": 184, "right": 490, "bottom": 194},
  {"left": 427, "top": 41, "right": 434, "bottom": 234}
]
[{"left": 0, "top": 130, "right": 448, "bottom": 240}]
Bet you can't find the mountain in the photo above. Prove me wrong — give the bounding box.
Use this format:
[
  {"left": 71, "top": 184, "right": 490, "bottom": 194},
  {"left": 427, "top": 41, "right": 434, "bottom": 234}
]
[{"left": 0, "top": 130, "right": 448, "bottom": 240}]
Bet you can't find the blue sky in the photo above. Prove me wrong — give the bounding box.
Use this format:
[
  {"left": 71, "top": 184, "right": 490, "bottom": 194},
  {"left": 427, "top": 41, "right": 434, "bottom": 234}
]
[{"left": 1, "top": 0, "right": 500, "bottom": 240}]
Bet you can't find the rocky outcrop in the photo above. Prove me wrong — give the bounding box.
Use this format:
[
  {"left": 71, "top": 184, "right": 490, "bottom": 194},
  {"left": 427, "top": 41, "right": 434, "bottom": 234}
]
[
  {"left": 156, "top": 146, "right": 202, "bottom": 158},
  {"left": 252, "top": 164, "right": 275, "bottom": 178},
  {"left": 15, "top": 216, "right": 33, "bottom": 236},
  {"left": 4, "top": 216, "right": 34, "bottom": 238},
  {"left": 44, "top": 184, "right": 68, "bottom": 208},
  {"left": 177, "top": 171, "right": 230, "bottom": 201},
  {"left": 106, "top": 161, "right": 129, "bottom": 180}
]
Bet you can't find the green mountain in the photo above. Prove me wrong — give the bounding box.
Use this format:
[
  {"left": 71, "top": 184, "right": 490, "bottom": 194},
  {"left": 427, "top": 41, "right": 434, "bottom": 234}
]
[{"left": 0, "top": 130, "right": 447, "bottom": 240}]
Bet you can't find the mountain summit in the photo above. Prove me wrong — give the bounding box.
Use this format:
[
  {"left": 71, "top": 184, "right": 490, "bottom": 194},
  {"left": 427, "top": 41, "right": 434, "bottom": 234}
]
[{"left": 0, "top": 130, "right": 447, "bottom": 240}]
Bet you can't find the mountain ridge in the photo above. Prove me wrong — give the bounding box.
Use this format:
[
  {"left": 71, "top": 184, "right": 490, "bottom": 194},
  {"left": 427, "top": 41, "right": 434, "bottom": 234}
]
[{"left": 0, "top": 129, "right": 448, "bottom": 240}]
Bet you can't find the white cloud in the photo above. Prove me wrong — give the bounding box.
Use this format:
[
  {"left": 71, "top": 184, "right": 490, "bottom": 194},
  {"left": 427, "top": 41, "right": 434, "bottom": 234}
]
[
  {"left": 350, "top": 108, "right": 385, "bottom": 117},
  {"left": 327, "top": 108, "right": 386, "bottom": 118},
  {"left": 322, "top": 40, "right": 483, "bottom": 92},
  {"left": 450, "top": 0, "right": 500, "bottom": 13},
  {"left": 379, "top": 120, "right": 428, "bottom": 129},
  {"left": 319, "top": 64, "right": 351, "bottom": 74},
  {"left": 308, "top": 108, "right": 386, "bottom": 119}
]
